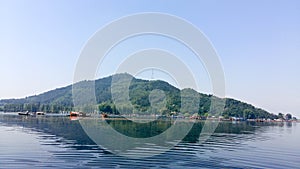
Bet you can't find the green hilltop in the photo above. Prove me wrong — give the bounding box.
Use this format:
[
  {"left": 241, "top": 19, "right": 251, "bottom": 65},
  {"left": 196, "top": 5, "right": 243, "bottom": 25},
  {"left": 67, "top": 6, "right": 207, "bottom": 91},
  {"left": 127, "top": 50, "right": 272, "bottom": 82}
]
[{"left": 0, "top": 73, "right": 278, "bottom": 119}]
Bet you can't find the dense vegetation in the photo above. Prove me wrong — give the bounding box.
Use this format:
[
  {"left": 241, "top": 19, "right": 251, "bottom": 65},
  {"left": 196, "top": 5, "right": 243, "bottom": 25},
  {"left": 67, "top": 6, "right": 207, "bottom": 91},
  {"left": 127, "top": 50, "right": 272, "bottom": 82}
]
[{"left": 0, "top": 73, "right": 279, "bottom": 119}]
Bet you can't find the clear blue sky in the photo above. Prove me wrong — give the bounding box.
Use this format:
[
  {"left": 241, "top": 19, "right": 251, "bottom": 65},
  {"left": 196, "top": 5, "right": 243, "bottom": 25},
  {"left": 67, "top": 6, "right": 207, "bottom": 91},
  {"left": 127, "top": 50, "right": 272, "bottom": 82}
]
[{"left": 1, "top": 0, "right": 299, "bottom": 117}]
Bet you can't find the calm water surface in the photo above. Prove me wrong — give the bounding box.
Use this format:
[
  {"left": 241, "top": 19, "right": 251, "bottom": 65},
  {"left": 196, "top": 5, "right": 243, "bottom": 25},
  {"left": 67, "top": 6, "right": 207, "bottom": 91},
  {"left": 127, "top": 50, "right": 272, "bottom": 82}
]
[{"left": 0, "top": 113, "right": 299, "bottom": 169}]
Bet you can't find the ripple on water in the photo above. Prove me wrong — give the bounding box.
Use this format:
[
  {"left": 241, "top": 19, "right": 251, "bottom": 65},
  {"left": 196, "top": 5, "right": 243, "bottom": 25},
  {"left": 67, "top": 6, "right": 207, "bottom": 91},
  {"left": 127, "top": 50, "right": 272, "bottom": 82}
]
[{"left": 0, "top": 115, "right": 299, "bottom": 169}]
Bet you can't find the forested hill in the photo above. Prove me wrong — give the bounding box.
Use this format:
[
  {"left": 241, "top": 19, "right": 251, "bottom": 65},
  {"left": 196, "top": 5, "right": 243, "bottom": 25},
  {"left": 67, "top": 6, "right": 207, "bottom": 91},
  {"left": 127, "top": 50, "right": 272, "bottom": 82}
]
[{"left": 0, "top": 73, "right": 277, "bottom": 119}]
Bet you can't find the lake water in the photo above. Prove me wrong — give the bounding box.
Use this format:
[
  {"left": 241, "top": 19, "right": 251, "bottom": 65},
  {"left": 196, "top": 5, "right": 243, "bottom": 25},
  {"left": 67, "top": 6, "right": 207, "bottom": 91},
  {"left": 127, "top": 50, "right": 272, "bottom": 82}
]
[{"left": 0, "top": 113, "right": 299, "bottom": 169}]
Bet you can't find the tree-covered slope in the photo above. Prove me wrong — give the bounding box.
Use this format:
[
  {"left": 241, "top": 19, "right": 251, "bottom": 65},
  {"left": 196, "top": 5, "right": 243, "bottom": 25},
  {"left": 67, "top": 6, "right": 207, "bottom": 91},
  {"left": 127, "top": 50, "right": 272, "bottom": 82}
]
[{"left": 0, "top": 73, "right": 277, "bottom": 119}]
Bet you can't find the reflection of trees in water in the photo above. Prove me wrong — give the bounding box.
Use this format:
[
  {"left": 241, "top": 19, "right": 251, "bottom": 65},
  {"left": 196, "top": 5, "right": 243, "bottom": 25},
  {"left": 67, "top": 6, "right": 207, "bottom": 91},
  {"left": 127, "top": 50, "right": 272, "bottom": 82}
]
[
  {"left": 1, "top": 114, "right": 298, "bottom": 169},
  {"left": 183, "top": 121, "right": 295, "bottom": 143},
  {"left": 0, "top": 115, "right": 95, "bottom": 145},
  {"left": 105, "top": 118, "right": 173, "bottom": 138},
  {"left": 0, "top": 114, "right": 294, "bottom": 148},
  {"left": 182, "top": 121, "right": 256, "bottom": 143}
]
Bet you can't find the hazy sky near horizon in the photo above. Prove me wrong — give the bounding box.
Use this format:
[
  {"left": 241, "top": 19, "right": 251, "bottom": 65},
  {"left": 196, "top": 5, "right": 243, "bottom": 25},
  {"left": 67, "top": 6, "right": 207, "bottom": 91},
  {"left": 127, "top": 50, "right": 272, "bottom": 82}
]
[{"left": 0, "top": 0, "right": 299, "bottom": 117}]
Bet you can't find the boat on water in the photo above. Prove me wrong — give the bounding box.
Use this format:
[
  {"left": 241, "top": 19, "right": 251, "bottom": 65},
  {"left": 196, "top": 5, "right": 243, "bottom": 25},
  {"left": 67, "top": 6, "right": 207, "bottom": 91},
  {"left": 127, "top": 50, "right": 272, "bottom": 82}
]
[
  {"left": 69, "top": 111, "right": 87, "bottom": 120},
  {"left": 36, "top": 112, "right": 45, "bottom": 115},
  {"left": 101, "top": 113, "right": 108, "bottom": 118},
  {"left": 18, "top": 111, "right": 30, "bottom": 116},
  {"left": 69, "top": 111, "right": 88, "bottom": 117},
  {"left": 70, "top": 111, "right": 80, "bottom": 117}
]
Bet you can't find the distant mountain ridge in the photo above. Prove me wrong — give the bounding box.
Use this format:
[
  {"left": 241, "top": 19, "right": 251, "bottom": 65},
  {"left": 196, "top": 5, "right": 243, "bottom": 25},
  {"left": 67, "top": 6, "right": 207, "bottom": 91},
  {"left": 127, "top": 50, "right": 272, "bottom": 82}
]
[{"left": 0, "top": 73, "right": 277, "bottom": 119}]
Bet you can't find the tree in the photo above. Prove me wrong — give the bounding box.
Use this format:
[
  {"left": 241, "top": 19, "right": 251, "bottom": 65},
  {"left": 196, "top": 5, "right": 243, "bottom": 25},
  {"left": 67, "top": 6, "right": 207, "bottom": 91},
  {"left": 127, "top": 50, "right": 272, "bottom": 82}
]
[
  {"left": 243, "top": 109, "right": 252, "bottom": 119},
  {"left": 98, "top": 103, "right": 112, "bottom": 113},
  {"left": 184, "top": 113, "right": 190, "bottom": 118},
  {"left": 278, "top": 113, "right": 284, "bottom": 119},
  {"left": 285, "top": 113, "right": 292, "bottom": 120}
]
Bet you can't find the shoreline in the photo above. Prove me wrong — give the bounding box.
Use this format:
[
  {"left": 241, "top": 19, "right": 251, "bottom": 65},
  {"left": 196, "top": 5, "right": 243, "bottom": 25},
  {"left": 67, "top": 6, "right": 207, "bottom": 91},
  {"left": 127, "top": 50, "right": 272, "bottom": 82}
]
[{"left": 1, "top": 112, "right": 298, "bottom": 123}]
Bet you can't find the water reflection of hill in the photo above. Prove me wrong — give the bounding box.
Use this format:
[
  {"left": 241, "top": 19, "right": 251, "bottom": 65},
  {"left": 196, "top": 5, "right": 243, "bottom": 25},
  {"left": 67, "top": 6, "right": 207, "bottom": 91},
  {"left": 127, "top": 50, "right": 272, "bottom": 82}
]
[
  {"left": 0, "top": 113, "right": 298, "bottom": 168},
  {"left": 0, "top": 114, "right": 95, "bottom": 145},
  {"left": 0, "top": 114, "right": 291, "bottom": 147}
]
